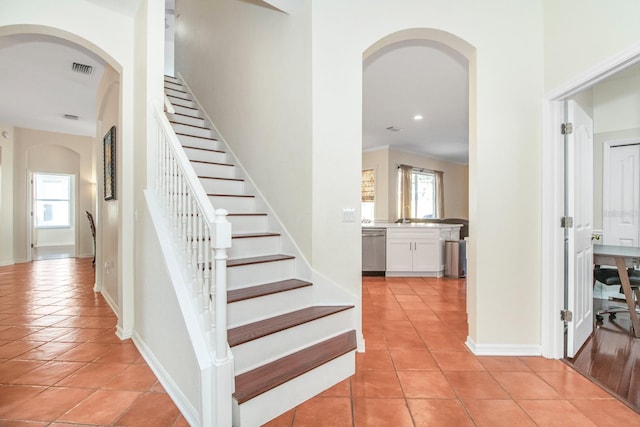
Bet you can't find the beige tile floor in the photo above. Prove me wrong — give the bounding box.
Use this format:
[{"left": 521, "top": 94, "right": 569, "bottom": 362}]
[
  {"left": 2, "top": 259, "right": 639, "bottom": 426},
  {"left": 0, "top": 258, "right": 188, "bottom": 426},
  {"left": 264, "top": 276, "right": 640, "bottom": 426}
]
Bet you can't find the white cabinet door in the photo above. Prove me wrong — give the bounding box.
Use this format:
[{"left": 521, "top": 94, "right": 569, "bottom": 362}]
[
  {"left": 386, "top": 238, "right": 413, "bottom": 271},
  {"left": 412, "top": 239, "right": 440, "bottom": 271}
]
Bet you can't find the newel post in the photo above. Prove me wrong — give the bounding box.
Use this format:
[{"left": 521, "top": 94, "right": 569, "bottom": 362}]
[{"left": 212, "top": 208, "right": 231, "bottom": 362}]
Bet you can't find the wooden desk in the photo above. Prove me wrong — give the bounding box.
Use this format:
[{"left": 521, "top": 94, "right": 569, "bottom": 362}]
[{"left": 593, "top": 245, "right": 640, "bottom": 338}]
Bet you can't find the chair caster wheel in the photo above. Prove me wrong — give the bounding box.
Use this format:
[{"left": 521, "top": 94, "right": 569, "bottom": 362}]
[
  {"left": 609, "top": 313, "right": 617, "bottom": 320},
  {"left": 596, "top": 314, "right": 604, "bottom": 322}
]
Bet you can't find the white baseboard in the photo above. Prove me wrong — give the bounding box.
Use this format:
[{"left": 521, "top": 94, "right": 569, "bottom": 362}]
[
  {"left": 0, "top": 259, "right": 14, "bottom": 267},
  {"left": 132, "top": 331, "right": 200, "bottom": 427},
  {"left": 466, "top": 336, "right": 543, "bottom": 356}
]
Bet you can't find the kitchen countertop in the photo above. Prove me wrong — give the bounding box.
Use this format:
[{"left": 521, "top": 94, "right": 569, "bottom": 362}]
[{"left": 362, "top": 222, "right": 463, "bottom": 229}]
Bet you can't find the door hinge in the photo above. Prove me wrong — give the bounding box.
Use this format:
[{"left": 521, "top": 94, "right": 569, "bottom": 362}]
[
  {"left": 561, "top": 122, "right": 573, "bottom": 135},
  {"left": 560, "top": 216, "right": 573, "bottom": 228},
  {"left": 560, "top": 309, "right": 573, "bottom": 322}
]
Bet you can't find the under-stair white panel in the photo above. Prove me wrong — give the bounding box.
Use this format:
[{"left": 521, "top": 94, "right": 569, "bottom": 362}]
[
  {"left": 191, "top": 162, "right": 236, "bottom": 179},
  {"left": 183, "top": 147, "right": 227, "bottom": 164},
  {"left": 229, "top": 235, "right": 280, "bottom": 259},
  {"left": 227, "top": 259, "right": 294, "bottom": 289},
  {"left": 232, "top": 309, "right": 352, "bottom": 374},
  {"left": 232, "top": 351, "right": 355, "bottom": 427},
  {"left": 176, "top": 134, "right": 221, "bottom": 151},
  {"left": 199, "top": 177, "right": 244, "bottom": 194},
  {"left": 228, "top": 285, "right": 313, "bottom": 328}
]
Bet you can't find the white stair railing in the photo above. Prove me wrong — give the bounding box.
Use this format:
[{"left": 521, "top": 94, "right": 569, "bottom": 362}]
[{"left": 152, "top": 104, "right": 232, "bottom": 362}]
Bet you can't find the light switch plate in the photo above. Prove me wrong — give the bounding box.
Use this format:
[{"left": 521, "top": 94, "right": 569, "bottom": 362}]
[{"left": 342, "top": 208, "right": 356, "bottom": 222}]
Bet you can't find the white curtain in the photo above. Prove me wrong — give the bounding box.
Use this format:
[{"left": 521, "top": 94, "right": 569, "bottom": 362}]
[{"left": 435, "top": 170, "right": 444, "bottom": 218}]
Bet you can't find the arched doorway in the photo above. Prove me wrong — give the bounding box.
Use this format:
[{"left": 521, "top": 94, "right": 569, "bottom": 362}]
[{"left": 362, "top": 28, "right": 478, "bottom": 342}]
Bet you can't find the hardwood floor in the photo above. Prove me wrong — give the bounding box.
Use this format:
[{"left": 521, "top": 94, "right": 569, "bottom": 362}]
[{"left": 569, "top": 299, "right": 640, "bottom": 412}]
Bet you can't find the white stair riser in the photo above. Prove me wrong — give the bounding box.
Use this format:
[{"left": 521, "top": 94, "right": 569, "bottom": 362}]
[
  {"left": 227, "top": 286, "right": 313, "bottom": 328},
  {"left": 232, "top": 310, "right": 352, "bottom": 374},
  {"left": 232, "top": 351, "right": 355, "bottom": 427},
  {"left": 177, "top": 134, "right": 221, "bottom": 151},
  {"left": 164, "top": 79, "right": 182, "bottom": 88},
  {"left": 229, "top": 235, "right": 280, "bottom": 259},
  {"left": 168, "top": 113, "right": 205, "bottom": 128},
  {"left": 167, "top": 96, "right": 196, "bottom": 109},
  {"left": 172, "top": 123, "right": 213, "bottom": 138},
  {"left": 184, "top": 147, "right": 227, "bottom": 164},
  {"left": 209, "top": 195, "right": 255, "bottom": 212},
  {"left": 172, "top": 104, "right": 202, "bottom": 117},
  {"left": 227, "top": 215, "right": 267, "bottom": 234},
  {"left": 165, "top": 88, "right": 191, "bottom": 99},
  {"left": 191, "top": 162, "right": 236, "bottom": 179},
  {"left": 199, "top": 178, "right": 244, "bottom": 194},
  {"left": 227, "top": 259, "right": 294, "bottom": 289}
]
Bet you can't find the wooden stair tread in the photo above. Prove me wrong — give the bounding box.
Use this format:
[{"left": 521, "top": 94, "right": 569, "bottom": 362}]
[
  {"left": 227, "top": 254, "right": 294, "bottom": 268},
  {"left": 232, "top": 232, "right": 280, "bottom": 239},
  {"left": 190, "top": 160, "right": 233, "bottom": 166},
  {"left": 198, "top": 176, "right": 244, "bottom": 182},
  {"left": 183, "top": 145, "right": 225, "bottom": 153},
  {"left": 227, "top": 212, "right": 267, "bottom": 217},
  {"left": 233, "top": 330, "right": 356, "bottom": 404},
  {"left": 176, "top": 132, "right": 218, "bottom": 141},
  {"left": 208, "top": 193, "right": 254, "bottom": 198},
  {"left": 227, "top": 279, "right": 311, "bottom": 303},
  {"left": 169, "top": 120, "right": 210, "bottom": 131},
  {"left": 228, "top": 305, "right": 353, "bottom": 347},
  {"left": 169, "top": 112, "right": 203, "bottom": 121},
  {"left": 166, "top": 93, "right": 192, "bottom": 102}
]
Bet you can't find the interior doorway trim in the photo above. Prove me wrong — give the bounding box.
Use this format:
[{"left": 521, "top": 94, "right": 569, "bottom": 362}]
[{"left": 541, "top": 41, "right": 640, "bottom": 359}]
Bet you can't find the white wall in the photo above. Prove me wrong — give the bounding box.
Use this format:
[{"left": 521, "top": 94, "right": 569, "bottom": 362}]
[
  {"left": 312, "top": 0, "right": 544, "bottom": 347},
  {"left": 363, "top": 148, "right": 469, "bottom": 222},
  {"left": 0, "top": 123, "right": 14, "bottom": 265},
  {"left": 96, "top": 66, "right": 120, "bottom": 311},
  {"left": 12, "top": 129, "right": 94, "bottom": 261},
  {"left": 544, "top": 0, "right": 640, "bottom": 92},
  {"left": 174, "top": 0, "right": 313, "bottom": 260}
]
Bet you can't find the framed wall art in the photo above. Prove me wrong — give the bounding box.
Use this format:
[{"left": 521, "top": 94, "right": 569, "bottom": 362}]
[{"left": 103, "top": 125, "right": 116, "bottom": 200}]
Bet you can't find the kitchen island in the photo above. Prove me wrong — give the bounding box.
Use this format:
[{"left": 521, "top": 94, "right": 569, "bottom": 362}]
[{"left": 363, "top": 222, "right": 462, "bottom": 277}]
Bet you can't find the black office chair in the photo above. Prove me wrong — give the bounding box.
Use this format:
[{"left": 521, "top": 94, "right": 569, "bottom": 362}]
[{"left": 594, "top": 267, "right": 640, "bottom": 322}]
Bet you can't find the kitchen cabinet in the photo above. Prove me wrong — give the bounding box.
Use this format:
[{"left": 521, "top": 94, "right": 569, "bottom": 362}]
[{"left": 385, "top": 226, "right": 460, "bottom": 276}]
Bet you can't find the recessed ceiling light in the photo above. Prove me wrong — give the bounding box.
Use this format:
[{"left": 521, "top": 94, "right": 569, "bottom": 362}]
[{"left": 414, "top": 115, "right": 423, "bottom": 121}]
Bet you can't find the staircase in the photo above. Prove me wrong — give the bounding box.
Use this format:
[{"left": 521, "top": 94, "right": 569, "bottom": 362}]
[{"left": 163, "top": 75, "right": 357, "bottom": 426}]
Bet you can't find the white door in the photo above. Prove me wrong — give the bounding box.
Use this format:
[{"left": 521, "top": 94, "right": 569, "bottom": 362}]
[
  {"left": 566, "top": 100, "right": 594, "bottom": 358},
  {"left": 603, "top": 143, "right": 640, "bottom": 246}
]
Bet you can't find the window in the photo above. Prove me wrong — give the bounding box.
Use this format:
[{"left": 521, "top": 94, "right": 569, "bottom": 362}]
[
  {"left": 361, "top": 169, "right": 375, "bottom": 221},
  {"left": 34, "top": 173, "right": 72, "bottom": 228},
  {"left": 398, "top": 165, "right": 443, "bottom": 219}
]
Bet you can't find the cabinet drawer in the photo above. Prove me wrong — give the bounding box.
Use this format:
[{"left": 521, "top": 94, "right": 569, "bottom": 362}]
[{"left": 387, "top": 228, "right": 438, "bottom": 239}]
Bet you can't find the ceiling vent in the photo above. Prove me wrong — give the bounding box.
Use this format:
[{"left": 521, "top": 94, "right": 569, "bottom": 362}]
[
  {"left": 63, "top": 114, "right": 79, "bottom": 120},
  {"left": 72, "top": 62, "right": 93, "bottom": 75},
  {"left": 386, "top": 126, "right": 402, "bottom": 132}
]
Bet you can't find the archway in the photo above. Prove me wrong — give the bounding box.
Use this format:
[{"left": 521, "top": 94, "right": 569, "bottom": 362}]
[{"left": 362, "top": 28, "right": 478, "bottom": 343}]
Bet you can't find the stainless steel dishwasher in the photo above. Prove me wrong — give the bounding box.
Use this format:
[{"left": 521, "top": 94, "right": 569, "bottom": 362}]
[{"left": 362, "top": 227, "right": 386, "bottom": 276}]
